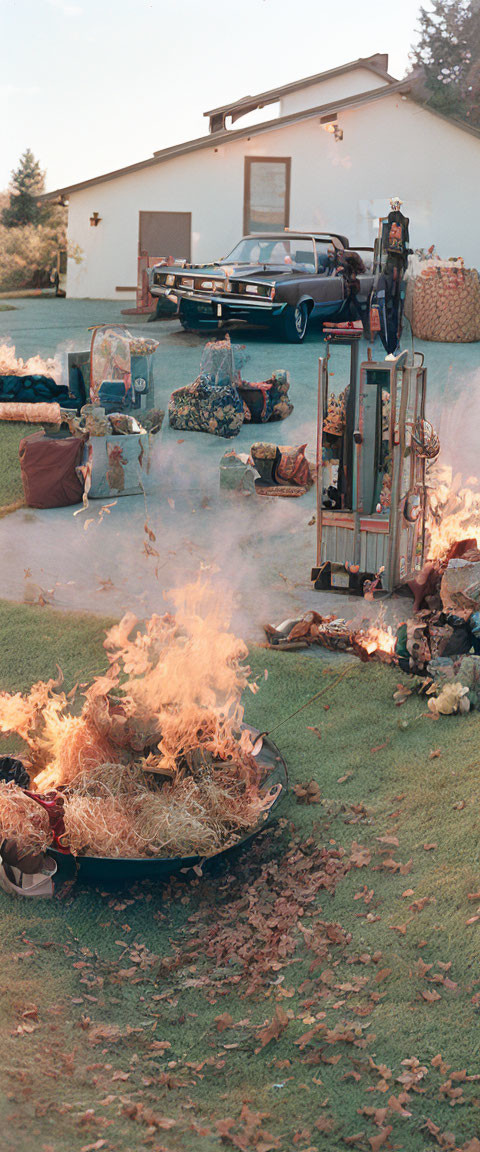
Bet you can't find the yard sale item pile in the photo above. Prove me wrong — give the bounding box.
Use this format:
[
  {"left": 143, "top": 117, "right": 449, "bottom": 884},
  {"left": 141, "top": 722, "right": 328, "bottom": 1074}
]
[{"left": 0, "top": 581, "right": 281, "bottom": 861}]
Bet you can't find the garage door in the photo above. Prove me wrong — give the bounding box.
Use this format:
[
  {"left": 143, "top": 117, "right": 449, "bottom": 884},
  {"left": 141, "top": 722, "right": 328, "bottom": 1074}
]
[{"left": 138, "top": 211, "right": 191, "bottom": 259}]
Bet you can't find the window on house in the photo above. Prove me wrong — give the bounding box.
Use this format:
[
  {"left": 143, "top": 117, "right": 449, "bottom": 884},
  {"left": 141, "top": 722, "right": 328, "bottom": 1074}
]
[{"left": 243, "top": 157, "right": 291, "bottom": 234}]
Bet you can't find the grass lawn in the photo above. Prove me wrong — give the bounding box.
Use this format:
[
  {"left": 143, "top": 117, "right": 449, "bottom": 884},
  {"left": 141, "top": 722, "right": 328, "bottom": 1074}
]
[
  {"left": 0, "top": 601, "right": 479, "bottom": 1152},
  {"left": 0, "top": 423, "right": 38, "bottom": 510}
]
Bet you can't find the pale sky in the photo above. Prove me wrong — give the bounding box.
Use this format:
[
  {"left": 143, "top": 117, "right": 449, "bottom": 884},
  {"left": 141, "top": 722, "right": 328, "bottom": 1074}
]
[{"left": 0, "top": 0, "right": 427, "bottom": 193}]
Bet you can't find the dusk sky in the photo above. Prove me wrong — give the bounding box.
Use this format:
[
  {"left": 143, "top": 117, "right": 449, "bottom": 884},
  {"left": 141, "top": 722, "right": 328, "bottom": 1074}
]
[{"left": 1, "top": 0, "right": 428, "bottom": 192}]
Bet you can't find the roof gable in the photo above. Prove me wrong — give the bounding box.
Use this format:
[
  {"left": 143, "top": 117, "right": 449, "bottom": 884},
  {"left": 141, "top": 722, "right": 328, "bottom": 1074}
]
[{"left": 203, "top": 54, "right": 394, "bottom": 131}]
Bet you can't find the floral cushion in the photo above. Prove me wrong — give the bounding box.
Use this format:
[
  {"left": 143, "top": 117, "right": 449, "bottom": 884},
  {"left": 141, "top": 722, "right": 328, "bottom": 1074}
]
[{"left": 168, "top": 374, "right": 244, "bottom": 438}]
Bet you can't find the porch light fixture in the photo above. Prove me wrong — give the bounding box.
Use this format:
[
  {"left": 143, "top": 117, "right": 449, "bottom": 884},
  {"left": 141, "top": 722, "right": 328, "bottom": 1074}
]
[
  {"left": 322, "top": 120, "right": 343, "bottom": 141},
  {"left": 90, "top": 211, "right": 102, "bottom": 227}
]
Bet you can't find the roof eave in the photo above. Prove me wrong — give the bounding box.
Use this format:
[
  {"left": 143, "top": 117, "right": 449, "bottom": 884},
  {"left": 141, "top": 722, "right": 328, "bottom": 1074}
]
[{"left": 40, "top": 80, "right": 418, "bottom": 202}]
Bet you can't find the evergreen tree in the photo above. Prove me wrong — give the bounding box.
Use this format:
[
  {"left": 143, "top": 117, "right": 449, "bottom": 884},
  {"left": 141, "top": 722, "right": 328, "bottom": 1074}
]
[
  {"left": 463, "top": 1, "right": 480, "bottom": 122},
  {"left": 410, "top": 0, "right": 472, "bottom": 118},
  {"left": 1, "top": 148, "right": 46, "bottom": 228}
]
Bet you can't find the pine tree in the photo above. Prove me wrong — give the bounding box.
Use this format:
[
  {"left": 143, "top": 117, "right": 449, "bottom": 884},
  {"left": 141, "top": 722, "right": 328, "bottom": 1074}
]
[
  {"left": 1, "top": 148, "right": 46, "bottom": 228},
  {"left": 463, "top": 1, "right": 480, "bottom": 122},
  {"left": 410, "top": 0, "right": 472, "bottom": 118}
]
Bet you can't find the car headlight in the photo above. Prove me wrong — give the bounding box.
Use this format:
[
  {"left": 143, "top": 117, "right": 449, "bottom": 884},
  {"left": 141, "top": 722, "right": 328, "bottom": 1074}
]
[{"left": 166, "top": 273, "right": 175, "bottom": 287}]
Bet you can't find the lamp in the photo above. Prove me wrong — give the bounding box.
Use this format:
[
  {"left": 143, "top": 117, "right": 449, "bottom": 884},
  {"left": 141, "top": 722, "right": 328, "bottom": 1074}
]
[
  {"left": 322, "top": 120, "right": 343, "bottom": 141},
  {"left": 90, "top": 212, "right": 102, "bottom": 227}
]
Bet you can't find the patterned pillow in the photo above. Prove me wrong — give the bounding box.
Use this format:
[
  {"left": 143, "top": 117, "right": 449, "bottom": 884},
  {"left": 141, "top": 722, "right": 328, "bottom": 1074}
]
[{"left": 275, "top": 444, "right": 311, "bottom": 487}]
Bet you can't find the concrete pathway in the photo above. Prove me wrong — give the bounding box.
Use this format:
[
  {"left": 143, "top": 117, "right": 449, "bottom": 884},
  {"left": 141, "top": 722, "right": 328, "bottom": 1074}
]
[{"left": 0, "top": 297, "right": 478, "bottom": 639}]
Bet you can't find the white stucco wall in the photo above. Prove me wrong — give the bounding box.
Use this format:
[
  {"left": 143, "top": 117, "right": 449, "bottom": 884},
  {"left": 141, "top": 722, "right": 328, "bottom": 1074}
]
[
  {"left": 66, "top": 93, "right": 480, "bottom": 299},
  {"left": 279, "top": 68, "right": 388, "bottom": 116}
]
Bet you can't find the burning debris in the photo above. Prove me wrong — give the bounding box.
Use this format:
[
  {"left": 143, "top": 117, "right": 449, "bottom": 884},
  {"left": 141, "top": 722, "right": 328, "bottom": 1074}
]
[
  {"left": 0, "top": 341, "right": 61, "bottom": 383},
  {"left": 0, "top": 581, "right": 281, "bottom": 860},
  {"left": 266, "top": 466, "right": 480, "bottom": 716},
  {"left": 264, "top": 611, "right": 396, "bottom": 663},
  {"left": 425, "top": 463, "right": 480, "bottom": 561}
]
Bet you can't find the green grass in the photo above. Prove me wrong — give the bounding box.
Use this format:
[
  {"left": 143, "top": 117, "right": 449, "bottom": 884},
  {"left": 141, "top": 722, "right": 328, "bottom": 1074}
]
[
  {"left": 0, "top": 423, "right": 37, "bottom": 508},
  {"left": 0, "top": 602, "right": 479, "bottom": 1152}
]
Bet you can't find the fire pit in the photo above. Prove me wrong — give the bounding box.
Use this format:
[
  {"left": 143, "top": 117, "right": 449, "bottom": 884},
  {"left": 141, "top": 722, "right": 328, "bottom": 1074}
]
[
  {"left": 47, "top": 727, "right": 287, "bottom": 883},
  {"left": 0, "top": 581, "right": 288, "bottom": 886}
]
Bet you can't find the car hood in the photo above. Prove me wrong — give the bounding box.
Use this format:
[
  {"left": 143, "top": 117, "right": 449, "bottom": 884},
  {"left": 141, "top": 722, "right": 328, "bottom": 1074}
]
[{"left": 174, "top": 263, "right": 308, "bottom": 281}]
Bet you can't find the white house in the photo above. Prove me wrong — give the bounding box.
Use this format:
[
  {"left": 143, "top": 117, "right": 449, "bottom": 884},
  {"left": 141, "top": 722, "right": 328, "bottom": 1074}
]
[{"left": 43, "top": 53, "right": 480, "bottom": 300}]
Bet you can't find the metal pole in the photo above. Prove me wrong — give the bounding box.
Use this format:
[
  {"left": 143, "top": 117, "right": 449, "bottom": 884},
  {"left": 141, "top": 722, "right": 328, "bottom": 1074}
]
[{"left": 316, "top": 357, "right": 325, "bottom": 567}]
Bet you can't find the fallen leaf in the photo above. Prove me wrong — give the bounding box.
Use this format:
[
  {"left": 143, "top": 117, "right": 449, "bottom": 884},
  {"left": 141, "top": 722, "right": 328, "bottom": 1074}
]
[
  {"left": 375, "top": 968, "right": 392, "bottom": 984},
  {"left": 255, "top": 1004, "right": 290, "bottom": 1051},
  {"left": 409, "top": 897, "right": 432, "bottom": 913},
  {"left": 350, "top": 842, "right": 371, "bottom": 868},
  {"left": 306, "top": 726, "right": 322, "bottom": 739},
  {"left": 215, "top": 1013, "right": 234, "bottom": 1033},
  {"left": 369, "top": 1128, "right": 392, "bottom": 1152}
]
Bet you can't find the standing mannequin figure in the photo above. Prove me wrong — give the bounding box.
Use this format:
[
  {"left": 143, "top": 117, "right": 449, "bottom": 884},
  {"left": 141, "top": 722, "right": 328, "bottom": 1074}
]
[{"left": 383, "top": 196, "right": 410, "bottom": 357}]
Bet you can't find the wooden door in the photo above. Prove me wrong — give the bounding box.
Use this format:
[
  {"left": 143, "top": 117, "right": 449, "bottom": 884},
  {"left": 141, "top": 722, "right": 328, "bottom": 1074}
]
[{"left": 138, "top": 211, "right": 191, "bottom": 260}]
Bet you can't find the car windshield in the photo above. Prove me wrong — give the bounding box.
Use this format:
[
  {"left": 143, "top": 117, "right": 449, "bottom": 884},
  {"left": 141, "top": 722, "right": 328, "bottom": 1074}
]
[{"left": 220, "top": 237, "right": 316, "bottom": 271}]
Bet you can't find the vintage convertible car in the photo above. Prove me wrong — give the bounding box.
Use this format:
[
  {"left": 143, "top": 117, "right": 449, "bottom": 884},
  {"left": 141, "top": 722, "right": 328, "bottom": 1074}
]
[{"left": 148, "top": 232, "right": 375, "bottom": 342}]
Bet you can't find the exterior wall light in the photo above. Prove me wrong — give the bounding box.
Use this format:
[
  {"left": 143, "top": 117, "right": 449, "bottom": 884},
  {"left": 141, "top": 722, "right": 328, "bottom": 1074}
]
[
  {"left": 90, "top": 212, "right": 102, "bottom": 227},
  {"left": 322, "top": 120, "right": 343, "bottom": 141}
]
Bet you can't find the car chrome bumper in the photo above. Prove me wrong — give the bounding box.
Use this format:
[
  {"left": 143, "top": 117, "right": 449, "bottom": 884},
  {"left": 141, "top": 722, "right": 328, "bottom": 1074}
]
[{"left": 150, "top": 284, "right": 282, "bottom": 312}]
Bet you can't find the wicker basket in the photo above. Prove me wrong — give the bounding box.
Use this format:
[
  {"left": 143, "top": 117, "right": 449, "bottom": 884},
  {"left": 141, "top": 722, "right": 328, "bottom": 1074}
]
[{"left": 408, "top": 266, "right": 480, "bottom": 342}]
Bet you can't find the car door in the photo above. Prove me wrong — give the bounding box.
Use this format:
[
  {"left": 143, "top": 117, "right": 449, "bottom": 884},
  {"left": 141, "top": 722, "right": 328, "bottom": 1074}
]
[{"left": 354, "top": 247, "right": 375, "bottom": 303}]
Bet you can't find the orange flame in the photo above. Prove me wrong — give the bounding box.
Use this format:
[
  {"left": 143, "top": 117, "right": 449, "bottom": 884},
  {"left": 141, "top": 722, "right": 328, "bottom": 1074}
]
[
  {"left": 426, "top": 467, "right": 480, "bottom": 561},
  {"left": 0, "top": 579, "right": 257, "bottom": 794},
  {"left": 0, "top": 341, "right": 61, "bottom": 382},
  {"left": 355, "top": 624, "right": 396, "bottom": 658}
]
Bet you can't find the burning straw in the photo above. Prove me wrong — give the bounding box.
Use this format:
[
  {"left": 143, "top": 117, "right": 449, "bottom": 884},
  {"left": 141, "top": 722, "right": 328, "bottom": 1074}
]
[
  {"left": 0, "top": 783, "right": 52, "bottom": 856},
  {"left": 0, "top": 580, "right": 275, "bottom": 859}
]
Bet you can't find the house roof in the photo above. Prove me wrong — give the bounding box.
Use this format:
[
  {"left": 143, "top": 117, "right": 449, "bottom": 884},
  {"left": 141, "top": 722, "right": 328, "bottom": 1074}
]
[
  {"left": 41, "top": 59, "right": 480, "bottom": 204},
  {"left": 202, "top": 53, "right": 395, "bottom": 130},
  {"left": 41, "top": 76, "right": 410, "bottom": 202}
]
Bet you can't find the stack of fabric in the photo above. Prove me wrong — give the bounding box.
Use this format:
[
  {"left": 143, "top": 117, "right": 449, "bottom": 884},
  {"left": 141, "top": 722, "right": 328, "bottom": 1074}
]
[{"left": 168, "top": 336, "right": 293, "bottom": 438}]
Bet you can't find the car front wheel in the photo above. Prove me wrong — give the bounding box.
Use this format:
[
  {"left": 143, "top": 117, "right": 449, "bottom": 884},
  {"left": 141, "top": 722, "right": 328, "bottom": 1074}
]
[{"left": 278, "top": 302, "right": 309, "bottom": 343}]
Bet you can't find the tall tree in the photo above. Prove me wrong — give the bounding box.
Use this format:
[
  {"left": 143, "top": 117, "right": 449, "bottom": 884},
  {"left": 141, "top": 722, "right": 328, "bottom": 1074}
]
[
  {"left": 463, "top": 0, "right": 480, "bottom": 122},
  {"left": 410, "top": 0, "right": 473, "bottom": 119},
  {"left": 1, "top": 148, "right": 46, "bottom": 228}
]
